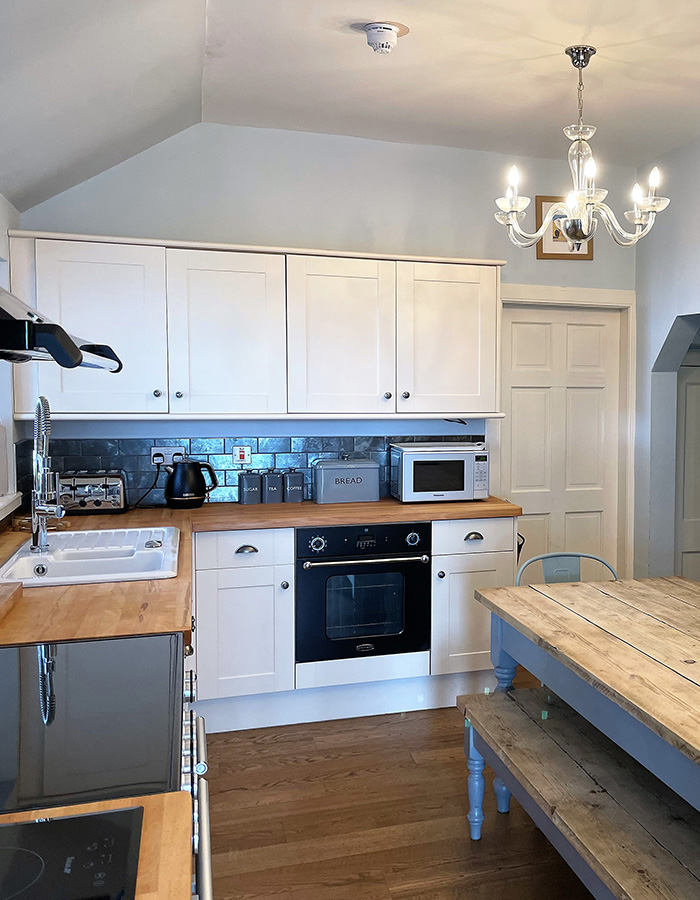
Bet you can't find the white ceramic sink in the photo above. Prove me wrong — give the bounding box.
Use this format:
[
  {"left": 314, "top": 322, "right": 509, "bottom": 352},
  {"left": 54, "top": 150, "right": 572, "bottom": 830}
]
[{"left": 0, "top": 527, "right": 180, "bottom": 587}]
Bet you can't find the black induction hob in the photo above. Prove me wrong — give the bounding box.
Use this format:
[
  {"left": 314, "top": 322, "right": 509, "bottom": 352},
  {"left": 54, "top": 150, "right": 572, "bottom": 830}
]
[
  {"left": 0, "top": 807, "right": 143, "bottom": 900},
  {"left": 0, "top": 633, "right": 184, "bottom": 815}
]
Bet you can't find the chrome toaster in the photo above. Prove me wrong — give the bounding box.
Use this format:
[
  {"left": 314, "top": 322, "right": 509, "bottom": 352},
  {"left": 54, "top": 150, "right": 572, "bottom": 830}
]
[{"left": 59, "top": 470, "right": 128, "bottom": 513}]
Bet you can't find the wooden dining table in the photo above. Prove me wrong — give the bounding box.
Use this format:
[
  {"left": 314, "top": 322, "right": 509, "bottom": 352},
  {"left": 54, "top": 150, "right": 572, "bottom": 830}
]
[{"left": 474, "top": 575, "right": 700, "bottom": 813}]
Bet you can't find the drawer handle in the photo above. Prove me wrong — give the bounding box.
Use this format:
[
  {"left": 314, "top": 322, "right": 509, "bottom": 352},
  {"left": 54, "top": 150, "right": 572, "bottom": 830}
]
[
  {"left": 235, "top": 544, "right": 259, "bottom": 554},
  {"left": 464, "top": 532, "right": 484, "bottom": 541},
  {"left": 281, "top": 581, "right": 290, "bottom": 590}
]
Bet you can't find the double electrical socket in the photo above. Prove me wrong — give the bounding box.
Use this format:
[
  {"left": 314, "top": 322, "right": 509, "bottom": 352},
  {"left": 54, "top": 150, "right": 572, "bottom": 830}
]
[{"left": 151, "top": 446, "right": 187, "bottom": 466}]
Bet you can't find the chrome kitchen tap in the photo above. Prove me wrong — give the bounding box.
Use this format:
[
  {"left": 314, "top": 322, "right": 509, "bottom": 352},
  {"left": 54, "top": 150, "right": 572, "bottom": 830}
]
[{"left": 31, "top": 396, "right": 64, "bottom": 552}]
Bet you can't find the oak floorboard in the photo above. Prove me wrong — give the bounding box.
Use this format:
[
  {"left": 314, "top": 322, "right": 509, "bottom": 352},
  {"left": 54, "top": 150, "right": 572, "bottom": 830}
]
[{"left": 208, "top": 708, "right": 591, "bottom": 899}]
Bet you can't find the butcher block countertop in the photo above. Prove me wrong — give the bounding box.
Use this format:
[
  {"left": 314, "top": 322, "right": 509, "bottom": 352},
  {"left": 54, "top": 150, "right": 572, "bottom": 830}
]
[
  {"left": 0, "top": 496, "right": 519, "bottom": 646},
  {"left": 0, "top": 791, "right": 192, "bottom": 900}
]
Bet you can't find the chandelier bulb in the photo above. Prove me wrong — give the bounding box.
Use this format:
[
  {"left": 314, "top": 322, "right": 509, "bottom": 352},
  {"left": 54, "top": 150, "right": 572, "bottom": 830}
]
[
  {"left": 584, "top": 158, "right": 597, "bottom": 179},
  {"left": 508, "top": 166, "right": 520, "bottom": 188},
  {"left": 649, "top": 166, "right": 661, "bottom": 195},
  {"left": 632, "top": 183, "right": 644, "bottom": 204},
  {"left": 565, "top": 191, "right": 578, "bottom": 213}
]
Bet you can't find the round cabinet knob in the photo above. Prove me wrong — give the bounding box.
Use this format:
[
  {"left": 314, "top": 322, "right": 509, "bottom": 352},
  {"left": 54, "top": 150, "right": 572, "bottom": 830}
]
[
  {"left": 437, "top": 570, "right": 446, "bottom": 579},
  {"left": 175, "top": 391, "right": 184, "bottom": 399},
  {"left": 153, "top": 389, "right": 162, "bottom": 398},
  {"left": 384, "top": 391, "right": 393, "bottom": 399},
  {"left": 281, "top": 581, "right": 290, "bottom": 590},
  {"left": 405, "top": 532, "right": 420, "bottom": 546},
  {"left": 401, "top": 391, "right": 411, "bottom": 399},
  {"left": 309, "top": 536, "right": 327, "bottom": 552}
]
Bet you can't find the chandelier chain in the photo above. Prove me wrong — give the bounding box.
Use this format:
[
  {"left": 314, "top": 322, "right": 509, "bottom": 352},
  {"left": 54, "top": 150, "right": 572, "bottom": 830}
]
[{"left": 577, "top": 67, "right": 584, "bottom": 128}]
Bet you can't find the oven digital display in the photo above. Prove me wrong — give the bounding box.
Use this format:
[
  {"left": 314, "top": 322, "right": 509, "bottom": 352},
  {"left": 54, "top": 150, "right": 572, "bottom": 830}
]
[
  {"left": 356, "top": 534, "right": 376, "bottom": 549},
  {"left": 475, "top": 454, "right": 487, "bottom": 462},
  {"left": 412, "top": 460, "right": 465, "bottom": 492}
]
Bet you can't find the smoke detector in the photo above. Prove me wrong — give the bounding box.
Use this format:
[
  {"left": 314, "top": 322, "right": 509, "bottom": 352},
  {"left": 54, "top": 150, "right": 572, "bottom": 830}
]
[{"left": 364, "top": 22, "right": 408, "bottom": 54}]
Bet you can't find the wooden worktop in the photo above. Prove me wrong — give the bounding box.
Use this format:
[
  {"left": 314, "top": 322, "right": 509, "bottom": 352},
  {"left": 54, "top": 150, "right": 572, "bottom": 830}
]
[
  {"left": 475, "top": 576, "right": 700, "bottom": 765},
  {"left": 0, "top": 791, "right": 192, "bottom": 900},
  {"left": 0, "top": 495, "right": 519, "bottom": 646}
]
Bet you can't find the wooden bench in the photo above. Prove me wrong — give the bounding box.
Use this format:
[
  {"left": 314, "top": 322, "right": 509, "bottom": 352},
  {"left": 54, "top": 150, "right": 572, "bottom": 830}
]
[{"left": 457, "top": 688, "right": 700, "bottom": 900}]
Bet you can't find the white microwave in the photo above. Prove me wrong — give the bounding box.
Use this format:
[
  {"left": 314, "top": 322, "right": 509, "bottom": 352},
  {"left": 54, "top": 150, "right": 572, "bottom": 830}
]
[{"left": 389, "top": 443, "right": 489, "bottom": 502}]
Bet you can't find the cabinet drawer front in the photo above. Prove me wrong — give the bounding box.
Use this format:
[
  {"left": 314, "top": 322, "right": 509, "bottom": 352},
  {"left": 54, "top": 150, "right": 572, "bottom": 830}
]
[
  {"left": 195, "top": 528, "right": 294, "bottom": 569},
  {"left": 432, "top": 518, "right": 514, "bottom": 555}
]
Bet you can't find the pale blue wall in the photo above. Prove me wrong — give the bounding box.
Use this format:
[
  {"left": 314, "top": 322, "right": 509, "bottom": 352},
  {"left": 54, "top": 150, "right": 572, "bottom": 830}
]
[
  {"left": 634, "top": 139, "right": 700, "bottom": 576},
  {"left": 22, "top": 123, "right": 636, "bottom": 290}
]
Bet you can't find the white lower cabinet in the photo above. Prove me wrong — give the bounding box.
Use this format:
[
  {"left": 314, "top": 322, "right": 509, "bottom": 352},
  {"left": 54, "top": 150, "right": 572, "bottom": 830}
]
[
  {"left": 195, "top": 529, "right": 295, "bottom": 700},
  {"left": 431, "top": 519, "right": 516, "bottom": 675}
]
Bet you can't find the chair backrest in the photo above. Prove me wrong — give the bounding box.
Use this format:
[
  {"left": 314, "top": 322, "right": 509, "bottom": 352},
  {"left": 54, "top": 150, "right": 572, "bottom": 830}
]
[{"left": 516, "top": 552, "right": 618, "bottom": 586}]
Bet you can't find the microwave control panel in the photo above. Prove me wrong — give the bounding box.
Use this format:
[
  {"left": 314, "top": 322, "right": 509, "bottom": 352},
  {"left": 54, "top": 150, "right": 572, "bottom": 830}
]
[{"left": 474, "top": 454, "right": 489, "bottom": 495}]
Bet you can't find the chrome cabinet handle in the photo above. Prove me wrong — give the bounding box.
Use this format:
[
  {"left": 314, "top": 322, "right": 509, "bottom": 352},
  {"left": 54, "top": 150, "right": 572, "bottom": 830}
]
[
  {"left": 464, "top": 531, "right": 484, "bottom": 541},
  {"left": 437, "top": 570, "right": 446, "bottom": 578},
  {"left": 235, "top": 544, "right": 258, "bottom": 554},
  {"left": 281, "top": 581, "right": 290, "bottom": 590},
  {"left": 195, "top": 776, "right": 213, "bottom": 900},
  {"left": 184, "top": 670, "right": 197, "bottom": 703},
  {"left": 194, "top": 715, "right": 208, "bottom": 776},
  {"left": 153, "top": 389, "right": 162, "bottom": 397},
  {"left": 401, "top": 391, "right": 410, "bottom": 399},
  {"left": 175, "top": 391, "right": 184, "bottom": 398},
  {"left": 384, "top": 391, "right": 393, "bottom": 399}
]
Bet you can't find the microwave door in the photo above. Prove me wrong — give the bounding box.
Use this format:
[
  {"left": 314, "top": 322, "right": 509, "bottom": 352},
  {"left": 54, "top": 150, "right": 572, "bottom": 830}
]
[{"left": 410, "top": 454, "right": 472, "bottom": 500}]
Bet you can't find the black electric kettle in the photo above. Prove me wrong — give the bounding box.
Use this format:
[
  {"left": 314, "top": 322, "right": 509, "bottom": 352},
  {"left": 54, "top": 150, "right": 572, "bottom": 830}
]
[{"left": 164, "top": 458, "right": 218, "bottom": 509}]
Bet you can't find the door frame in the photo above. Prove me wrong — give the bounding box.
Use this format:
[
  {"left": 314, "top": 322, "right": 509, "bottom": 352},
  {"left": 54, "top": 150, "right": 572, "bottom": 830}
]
[{"left": 493, "top": 283, "right": 636, "bottom": 578}]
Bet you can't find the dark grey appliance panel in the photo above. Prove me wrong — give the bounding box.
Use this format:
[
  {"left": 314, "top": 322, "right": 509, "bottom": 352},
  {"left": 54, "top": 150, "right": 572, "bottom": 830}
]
[{"left": 0, "top": 633, "right": 183, "bottom": 814}]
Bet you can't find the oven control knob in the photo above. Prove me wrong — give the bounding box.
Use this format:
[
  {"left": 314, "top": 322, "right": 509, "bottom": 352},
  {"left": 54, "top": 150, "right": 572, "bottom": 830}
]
[
  {"left": 406, "top": 532, "right": 421, "bottom": 546},
  {"left": 309, "top": 535, "right": 327, "bottom": 552}
]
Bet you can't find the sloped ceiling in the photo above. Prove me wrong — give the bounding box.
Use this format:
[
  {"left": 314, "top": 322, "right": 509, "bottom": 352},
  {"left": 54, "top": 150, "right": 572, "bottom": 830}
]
[{"left": 3, "top": 0, "right": 700, "bottom": 211}]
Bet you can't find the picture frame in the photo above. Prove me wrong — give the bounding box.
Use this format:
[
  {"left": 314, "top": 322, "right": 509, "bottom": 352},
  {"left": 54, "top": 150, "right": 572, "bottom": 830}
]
[{"left": 535, "top": 195, "right": 594, "bottom": 260}]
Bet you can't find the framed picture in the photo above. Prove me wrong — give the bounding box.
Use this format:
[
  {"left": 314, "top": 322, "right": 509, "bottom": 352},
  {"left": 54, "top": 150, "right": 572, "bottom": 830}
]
[{"left": 535, "top": 195, "right": 593, "bottom": 260}]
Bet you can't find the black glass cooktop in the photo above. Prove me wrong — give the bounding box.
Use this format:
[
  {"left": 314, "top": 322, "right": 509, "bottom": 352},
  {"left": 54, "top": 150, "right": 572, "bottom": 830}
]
[
  {"left": 0, "top": 807, "right": 143, "bottom": 900},
  {"left": 0, "top": 633, "right": 183, "bottom": 814}
]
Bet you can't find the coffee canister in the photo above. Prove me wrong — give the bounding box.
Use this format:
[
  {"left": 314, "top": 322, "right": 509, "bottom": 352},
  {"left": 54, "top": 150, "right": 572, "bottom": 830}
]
[{"left": 284, "top": 468, "right": 304, "bottom": 502}]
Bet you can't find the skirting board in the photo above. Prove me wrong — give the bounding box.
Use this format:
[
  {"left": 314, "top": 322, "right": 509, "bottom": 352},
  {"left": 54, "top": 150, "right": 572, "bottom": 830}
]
[{"left": 194, "top": 668, "right": 496, "bottom": 732}]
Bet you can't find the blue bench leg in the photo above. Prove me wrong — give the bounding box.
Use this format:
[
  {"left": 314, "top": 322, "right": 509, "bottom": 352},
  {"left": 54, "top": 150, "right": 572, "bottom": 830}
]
[
  {"left": 493, "top": 776, "right": 511, "bottom": 813},
  {"left": 467, "top": 726, "right": 485, "bottom": 840}
]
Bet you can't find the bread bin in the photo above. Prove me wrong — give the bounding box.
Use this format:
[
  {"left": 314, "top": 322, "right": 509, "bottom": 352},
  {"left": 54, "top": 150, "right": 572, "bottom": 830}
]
[{"left": 313, "top": 455, "right": 380, "bottom": 504}]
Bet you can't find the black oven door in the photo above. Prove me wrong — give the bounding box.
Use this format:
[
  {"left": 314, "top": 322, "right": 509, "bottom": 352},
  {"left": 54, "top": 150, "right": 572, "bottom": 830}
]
[{"left": 295, "top": 555, "right": 431, "bottom": 662}]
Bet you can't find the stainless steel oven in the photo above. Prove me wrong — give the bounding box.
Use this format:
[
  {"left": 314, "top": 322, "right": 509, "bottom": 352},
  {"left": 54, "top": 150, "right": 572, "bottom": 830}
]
[{"left": 295, "top": 522, "right": 431, "bottom": 663}]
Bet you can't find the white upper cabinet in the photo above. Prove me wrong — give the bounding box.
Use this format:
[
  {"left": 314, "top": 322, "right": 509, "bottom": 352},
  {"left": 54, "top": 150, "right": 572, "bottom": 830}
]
[
  {"left": 396, "top": 262, "right": 498, "bottom": 414},
  {"left": 286, "top": 255, "right": 397, "bottom": 414},
  {"left": 166, "top": 250, "right": 286, "bottom": 415},
  {"left": 17, "top": 240, "right": 169, "bottom": 414}
]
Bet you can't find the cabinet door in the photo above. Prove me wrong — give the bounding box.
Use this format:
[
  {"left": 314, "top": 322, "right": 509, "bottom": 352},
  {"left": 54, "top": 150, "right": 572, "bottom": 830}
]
[
  {"left": 396, "top": 262, "right": 498, "bottom": 413},
  {"left": 167, "top": 250, "right": 286, "bottom": 414},
  {"left": 195, "top": 564, "right": 294, "bottom": 699},
  {"left": 287, "top": 256, "right": 396, "bottom": 413},
  {"left": 431, "top": 551, "right": 514, "bottom": 675},
  {"left": 31, "top": 240, "right": 168, "bottom": 413}
]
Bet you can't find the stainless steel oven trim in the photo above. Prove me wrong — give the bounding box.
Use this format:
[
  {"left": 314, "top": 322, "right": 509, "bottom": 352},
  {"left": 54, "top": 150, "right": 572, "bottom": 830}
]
[{"left": 302, "top": 554, "right": 429, "bottom": 569}]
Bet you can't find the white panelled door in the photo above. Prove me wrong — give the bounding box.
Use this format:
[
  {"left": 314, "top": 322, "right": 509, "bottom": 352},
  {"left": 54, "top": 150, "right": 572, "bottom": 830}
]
[
  {"left": 32, "top": 240, "right": 168, "bottom": 413},
  {"left": 501, "top": 305, "right": 621, "bottom": 581},
  {"left": 676, "top": 366, "right": 700, "bottom": 579},
  {"left": 396, "top": 262, "right": 498, "bottom": 413},
  {"left": 166, "top": 250, "right": 286, "bottom": 414},
  {"left": 286, "top": 255, "right": 396, "bottom": 413}
]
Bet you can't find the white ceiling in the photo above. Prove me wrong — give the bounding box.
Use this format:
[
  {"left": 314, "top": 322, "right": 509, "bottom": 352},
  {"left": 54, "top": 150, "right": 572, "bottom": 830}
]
[{"left": 3, "top": 0, "right": 700, "bottom": 210}]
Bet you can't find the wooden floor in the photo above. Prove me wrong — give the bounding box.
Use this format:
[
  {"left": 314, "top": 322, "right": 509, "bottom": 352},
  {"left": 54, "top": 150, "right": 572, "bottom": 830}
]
[{"left": 207, "top": 704, "right": 592, "bottom": 900}]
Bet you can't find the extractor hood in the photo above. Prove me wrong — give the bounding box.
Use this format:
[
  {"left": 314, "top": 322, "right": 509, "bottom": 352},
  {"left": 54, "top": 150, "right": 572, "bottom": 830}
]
[{"left": 0, "top": 286, "right": 122, "bottom": 371}]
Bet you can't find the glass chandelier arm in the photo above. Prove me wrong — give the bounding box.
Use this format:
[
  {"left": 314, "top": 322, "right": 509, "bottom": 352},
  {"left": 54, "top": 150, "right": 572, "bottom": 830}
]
[
  {"left": 595, "top": 203, "right": 655, "bottom": 247},
  {"left": 506, "top": 202, "right": 569, "bottom": 247}
]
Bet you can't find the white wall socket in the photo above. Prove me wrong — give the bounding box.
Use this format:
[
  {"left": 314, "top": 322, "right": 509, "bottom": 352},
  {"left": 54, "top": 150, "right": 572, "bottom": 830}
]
[
  {"left": 232, "top": 446, "right": 252, "bottom": 464},
  {"left": 151, "top": 446, "right": 187, "bottom": 466}
]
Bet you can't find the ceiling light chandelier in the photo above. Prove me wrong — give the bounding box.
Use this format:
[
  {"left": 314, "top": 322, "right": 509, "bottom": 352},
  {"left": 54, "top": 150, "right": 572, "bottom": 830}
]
[{"left": 494, "top": 45, "right": 669, "bottom": 250}]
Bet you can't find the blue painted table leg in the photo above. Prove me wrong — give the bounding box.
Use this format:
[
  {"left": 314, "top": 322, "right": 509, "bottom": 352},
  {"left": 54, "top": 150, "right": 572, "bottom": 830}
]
[
  {"left": 467, "top": 725, "right": 485, "bottom": 840},
  {"left": 493, "top": 776, "right": 512, "bottom": 813},
  {"left": 491, "top": 613, "right": 518, "bottom": 691}
]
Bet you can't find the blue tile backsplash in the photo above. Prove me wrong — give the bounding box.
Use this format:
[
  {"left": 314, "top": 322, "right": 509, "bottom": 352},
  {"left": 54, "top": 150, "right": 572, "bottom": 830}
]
[{"left": 15, "top": 432, "right": 485, "bottom": 508}]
